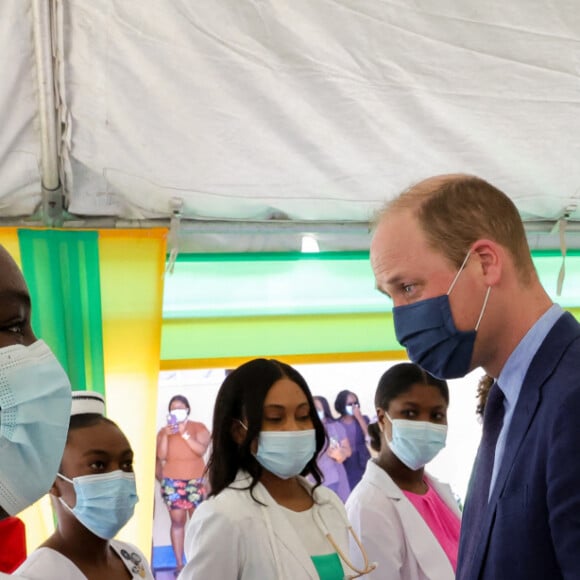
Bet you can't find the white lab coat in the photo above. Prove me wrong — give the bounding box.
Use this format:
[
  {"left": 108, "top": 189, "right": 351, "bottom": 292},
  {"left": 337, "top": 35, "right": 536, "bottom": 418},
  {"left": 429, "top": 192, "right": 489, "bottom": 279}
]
[
  {"left": 14, "top": 540, "right": 153, "bottom": 579},
  {"left": 346, "top": 461, "right": 460, "bottom": 580},
  {"left": 180, "top": 471, "right": 352, "bottom": 580}
]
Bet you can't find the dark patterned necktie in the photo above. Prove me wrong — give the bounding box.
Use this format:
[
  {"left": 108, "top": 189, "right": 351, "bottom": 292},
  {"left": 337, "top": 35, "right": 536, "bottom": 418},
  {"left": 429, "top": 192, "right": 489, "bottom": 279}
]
[{"left": 458, "top": 382, "right": 505, "bottom": 577}]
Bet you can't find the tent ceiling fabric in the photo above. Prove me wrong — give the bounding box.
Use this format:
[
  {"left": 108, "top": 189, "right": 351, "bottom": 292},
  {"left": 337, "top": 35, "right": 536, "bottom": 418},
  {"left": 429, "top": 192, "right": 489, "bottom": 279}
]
[
  {"left": 2, "top": 0, "right": 580, "bottom": 250},
  {"left": 0, "top": 0, "right": 42, "bottom": 216}
]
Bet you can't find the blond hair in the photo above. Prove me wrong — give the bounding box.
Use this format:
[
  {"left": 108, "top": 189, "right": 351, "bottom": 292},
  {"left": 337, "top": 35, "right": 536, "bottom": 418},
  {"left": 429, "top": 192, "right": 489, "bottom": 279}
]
[{"left": 378, "top": 175, "right": 536, "bottom": 283}]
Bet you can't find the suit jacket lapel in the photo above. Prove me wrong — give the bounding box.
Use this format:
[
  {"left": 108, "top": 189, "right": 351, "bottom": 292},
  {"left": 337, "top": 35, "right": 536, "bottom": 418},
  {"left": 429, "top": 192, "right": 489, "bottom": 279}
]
[
  {"left": 470, "top": 312, "right": 580, "bottom": 577},
  {"left": 491, "top": 312, "right": 579, "bottom": 504}
]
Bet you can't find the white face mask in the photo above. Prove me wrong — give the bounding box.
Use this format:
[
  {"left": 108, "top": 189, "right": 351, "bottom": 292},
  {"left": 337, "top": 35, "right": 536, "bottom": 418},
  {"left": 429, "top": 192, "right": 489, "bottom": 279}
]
[
  {"left": 169, "top": 408, "right": 189, "bottom": 423},
  {"left": 0, "top": 341, "right": 72, "bottom": 514},
  {"left": 384, "top": 413, "right": 447, "bottom": 471},
  {"left": 317, "top": 409, "right": 325, "bottom": 421}
]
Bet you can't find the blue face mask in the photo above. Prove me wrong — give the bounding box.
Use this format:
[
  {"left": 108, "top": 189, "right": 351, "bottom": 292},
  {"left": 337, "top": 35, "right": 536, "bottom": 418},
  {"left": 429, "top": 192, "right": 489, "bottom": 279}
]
[
  {"left": 385, "top": 414, "right": 447, "bottom": 470},
  {"left": 393, "top": 252, "right": 491, "bottom": 379},
  {"left": 254, "top": 430, "right": 316, "bottom": 479},
  {"left": 58, "top": 470, "right": 139, "bottom": 539},
  {"left": 0, "top": 340, "right": 72, "bottom": 515}
]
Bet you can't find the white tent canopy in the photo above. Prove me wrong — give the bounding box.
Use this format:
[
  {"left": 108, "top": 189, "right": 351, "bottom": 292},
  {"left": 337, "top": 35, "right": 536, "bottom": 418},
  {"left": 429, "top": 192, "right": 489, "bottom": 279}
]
[{"left": 2, "top": 0, "right": 580, "bottom": 251}]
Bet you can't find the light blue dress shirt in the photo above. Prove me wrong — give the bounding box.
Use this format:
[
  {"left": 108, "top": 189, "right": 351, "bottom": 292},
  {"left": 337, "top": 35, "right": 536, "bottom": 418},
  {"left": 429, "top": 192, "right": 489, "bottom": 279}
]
[{"left": 489, "top": 303, "right": 564, "bottom": 495}]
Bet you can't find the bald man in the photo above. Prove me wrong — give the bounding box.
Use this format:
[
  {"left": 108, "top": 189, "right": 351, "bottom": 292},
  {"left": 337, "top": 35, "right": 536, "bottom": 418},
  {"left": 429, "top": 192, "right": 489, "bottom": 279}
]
[
  {"left": 0, "top": 246, "right": 71, "bottom": 577},
  {"left": 371, "top": 175, "right": 580, "bottom": 580}
]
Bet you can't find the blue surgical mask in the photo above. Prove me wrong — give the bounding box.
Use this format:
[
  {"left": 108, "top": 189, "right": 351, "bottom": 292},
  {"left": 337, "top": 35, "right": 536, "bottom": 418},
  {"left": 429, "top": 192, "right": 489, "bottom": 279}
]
[
  {"left": 254, "top": 430, "right": 316, "bottom": 479},
  {"left": 0, "top": 340, "right": 72, "bottom": 515},
  {"left": 58, "top": 470, "right": 139, "bottom": 539},
  {"left": 317, "top": 410, "right": 325, "bottom": 421},
  {"left": 393, "top": 252, "right": 491, "bottom": 379},
  {"left": 385, "top": 414, "right": 447, "bottom": 470},
  {"left": 345, "top": 405, "right": 355, "bottom": 416}
]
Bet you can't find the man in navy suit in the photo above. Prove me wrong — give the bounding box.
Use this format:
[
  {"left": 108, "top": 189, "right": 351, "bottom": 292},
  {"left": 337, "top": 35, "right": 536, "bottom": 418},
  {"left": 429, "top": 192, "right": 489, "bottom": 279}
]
[{"left": 370, "top": 174, "right": 580, "bottom": 579}]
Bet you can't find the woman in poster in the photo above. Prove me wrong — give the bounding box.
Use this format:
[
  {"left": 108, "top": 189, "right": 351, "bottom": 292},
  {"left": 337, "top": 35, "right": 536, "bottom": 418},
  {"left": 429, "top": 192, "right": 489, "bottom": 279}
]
[{"left": 156, "top": 395, "right": 210, "bottom": 576}]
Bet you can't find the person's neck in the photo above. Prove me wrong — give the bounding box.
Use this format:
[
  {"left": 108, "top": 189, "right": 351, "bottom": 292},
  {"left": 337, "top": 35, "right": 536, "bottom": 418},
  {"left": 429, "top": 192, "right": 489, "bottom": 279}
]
[
  {"left": 482, "top": 288, "right": 553, "bottom": 378},
  {"left": 260, "top": 471, "right": 313, "bottom": 511},
  {"left": 44, "top": 519, "right": 110, "bottom": 563},
  {"left": 375, "top": 451, "right": 427, "bottom": 494}
]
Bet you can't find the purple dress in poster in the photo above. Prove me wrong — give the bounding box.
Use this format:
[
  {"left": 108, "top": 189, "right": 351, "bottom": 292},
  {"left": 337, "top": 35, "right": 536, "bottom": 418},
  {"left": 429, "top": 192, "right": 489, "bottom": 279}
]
[
  {"left": 340, "top": 416, "right": 371, "bottom": 490},
  {"left": 316, "top": 420, "right": 351, "bottom": 502}
]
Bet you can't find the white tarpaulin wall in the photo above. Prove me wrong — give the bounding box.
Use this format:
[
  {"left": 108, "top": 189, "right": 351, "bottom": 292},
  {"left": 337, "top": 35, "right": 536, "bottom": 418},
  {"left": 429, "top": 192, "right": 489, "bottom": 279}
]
[{"left": 2, "top": 1, "right": 580, "bottom": 239}]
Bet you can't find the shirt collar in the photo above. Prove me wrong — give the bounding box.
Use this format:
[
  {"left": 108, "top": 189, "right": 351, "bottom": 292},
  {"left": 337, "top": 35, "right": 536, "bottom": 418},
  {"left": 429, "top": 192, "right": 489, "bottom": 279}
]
[{"left": 497, "top": 303, "right": 563, "bottom": 405}]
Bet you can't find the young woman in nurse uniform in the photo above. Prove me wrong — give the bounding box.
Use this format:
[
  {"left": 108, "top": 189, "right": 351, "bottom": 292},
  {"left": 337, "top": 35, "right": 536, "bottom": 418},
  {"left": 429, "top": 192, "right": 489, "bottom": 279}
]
[
  {"left": 180, "top": 358, "right": 376, "bottom": 580},
  {"left": 346, "top": 363, "right": 460, "bottom": 580}
]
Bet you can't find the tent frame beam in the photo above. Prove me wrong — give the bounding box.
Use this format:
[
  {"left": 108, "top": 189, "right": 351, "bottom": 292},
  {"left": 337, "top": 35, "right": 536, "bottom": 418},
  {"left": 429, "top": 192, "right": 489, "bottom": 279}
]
[{"left": 31, "top": 0, "right": 64, "bottom": 226}]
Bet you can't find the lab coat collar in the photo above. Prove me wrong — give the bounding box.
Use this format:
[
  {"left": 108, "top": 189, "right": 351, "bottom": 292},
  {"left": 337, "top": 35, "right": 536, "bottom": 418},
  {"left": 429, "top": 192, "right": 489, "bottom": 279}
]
[
  {"left": 230, "top": 471, "right": 335, "bottom": 580},
  {"left": 362, "top": 461, "right": 458, "bottom": 579}
]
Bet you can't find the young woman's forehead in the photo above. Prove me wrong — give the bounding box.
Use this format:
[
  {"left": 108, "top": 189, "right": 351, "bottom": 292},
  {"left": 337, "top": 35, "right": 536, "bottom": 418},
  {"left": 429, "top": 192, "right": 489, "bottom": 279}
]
[
  {"left": 66, "top": 421, "right": 130, "bottom": 451},
  {"left": 390, "top": 383, "right": 447, "bottom": 406},
  {"left": 264, "top": 377, "right": 308, "bottom": 405}
]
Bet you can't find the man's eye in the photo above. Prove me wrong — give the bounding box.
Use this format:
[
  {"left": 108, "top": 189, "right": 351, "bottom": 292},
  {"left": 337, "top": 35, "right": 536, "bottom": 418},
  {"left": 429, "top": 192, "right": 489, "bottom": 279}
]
[
  {"left": 264, "top": 417, "right": 282, "bottom": 422},
  {"left": 90, "top": 461, "right": 105, "bottom": 470},
  {"left": 402, "top": 284, "right": 415, "bottom": 294},
  {"left": 2, "top": 322, "right": 24, "bottom": 334},
  {"left": 402, "top": 410, "right": 417, "bottom": 418}
]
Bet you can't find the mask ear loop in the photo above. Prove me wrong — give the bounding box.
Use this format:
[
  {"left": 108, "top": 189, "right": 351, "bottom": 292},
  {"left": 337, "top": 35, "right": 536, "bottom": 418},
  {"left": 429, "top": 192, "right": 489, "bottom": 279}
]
[
  {"left": 447, "top": 251, "right": 472, "bottom": 295},
  {"left": 446, "top": 250, "right": 492, "bottom": 332},
  {"left": 474, "top": 286, "right": 492, "bottom": 331}
]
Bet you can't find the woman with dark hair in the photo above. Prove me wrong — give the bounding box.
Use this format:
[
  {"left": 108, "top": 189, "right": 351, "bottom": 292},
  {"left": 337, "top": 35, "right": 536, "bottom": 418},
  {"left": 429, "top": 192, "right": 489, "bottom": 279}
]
[
  {"left": 313, "top": 396, "right": 351, "bottom": 501},
  {"left": 16, "top": 391, "right": 153, "bottom": 579},
  {"left": 156, "top": 394, "right": 210, "bottom": 575},
  {"left": 180, "top": 358, "right": 375, "bottom": 580},
  {"left": 334, "top": 390, "right": 371, "bottom": 490},
  {"left": 346, "top": 363, "right": 460, "bottom": 580}
]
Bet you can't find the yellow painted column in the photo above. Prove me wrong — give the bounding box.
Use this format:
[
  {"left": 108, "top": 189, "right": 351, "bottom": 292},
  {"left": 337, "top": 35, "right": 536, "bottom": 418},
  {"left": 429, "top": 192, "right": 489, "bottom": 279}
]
[
  {"left": 98, "top": 229, "right": 167, "bottom": 558},
  {"left": 0, "top": 227, "right": 21, "bottom": 263}
]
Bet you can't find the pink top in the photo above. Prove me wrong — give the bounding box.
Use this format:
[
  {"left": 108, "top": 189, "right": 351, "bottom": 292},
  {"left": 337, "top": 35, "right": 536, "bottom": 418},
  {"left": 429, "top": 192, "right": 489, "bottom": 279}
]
[{"left": 403, "top": 483, "right": 461, "bottom": 571}]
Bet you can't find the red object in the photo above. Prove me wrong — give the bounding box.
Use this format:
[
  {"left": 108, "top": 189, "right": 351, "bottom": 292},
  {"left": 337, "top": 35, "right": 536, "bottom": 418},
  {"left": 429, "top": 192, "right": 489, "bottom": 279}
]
[{"left": 0, "top": 517, "right": 27, "bottom": 572}]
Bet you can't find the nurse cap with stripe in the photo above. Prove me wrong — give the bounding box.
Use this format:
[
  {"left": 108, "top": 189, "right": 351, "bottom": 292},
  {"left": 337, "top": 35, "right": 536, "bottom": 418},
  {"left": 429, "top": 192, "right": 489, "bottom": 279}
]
[{"left": 70, "top": 391, "right": 106, "bottom": 416}]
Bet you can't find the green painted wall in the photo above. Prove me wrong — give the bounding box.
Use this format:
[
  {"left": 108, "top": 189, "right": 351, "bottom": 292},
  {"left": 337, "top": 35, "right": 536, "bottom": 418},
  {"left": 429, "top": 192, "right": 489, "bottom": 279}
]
[{"left": 161, "top": 251, "right": 580, "bottom": 364}]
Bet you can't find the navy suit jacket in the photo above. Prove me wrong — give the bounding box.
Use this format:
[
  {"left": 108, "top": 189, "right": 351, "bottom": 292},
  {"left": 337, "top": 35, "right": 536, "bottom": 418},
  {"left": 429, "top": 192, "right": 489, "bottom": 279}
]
[{"left": 457, "top": 312, "right": 580, "bottom": 580}]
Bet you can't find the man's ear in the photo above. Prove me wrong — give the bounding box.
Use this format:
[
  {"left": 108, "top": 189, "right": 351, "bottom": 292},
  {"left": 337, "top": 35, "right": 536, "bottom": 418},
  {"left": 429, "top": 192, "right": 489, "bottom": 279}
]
[{"left": 471, "top": 239, "right": 502, "bottom": 286}]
